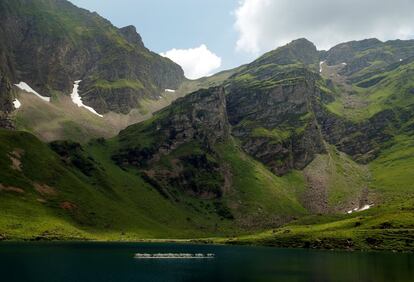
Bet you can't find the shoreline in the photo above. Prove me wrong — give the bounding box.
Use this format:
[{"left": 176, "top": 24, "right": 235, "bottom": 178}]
[{"left": 0, "top": 236, "right": 412, "bottom": 254}]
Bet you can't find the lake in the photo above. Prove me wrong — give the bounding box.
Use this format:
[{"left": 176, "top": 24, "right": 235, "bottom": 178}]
[{"left": 0, "top": 242, "right": 413, "bottom": 282}]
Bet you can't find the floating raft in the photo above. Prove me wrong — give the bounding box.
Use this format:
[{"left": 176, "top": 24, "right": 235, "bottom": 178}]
[{"left": 134, "top": 253, "right": 215, "bottom": 259}]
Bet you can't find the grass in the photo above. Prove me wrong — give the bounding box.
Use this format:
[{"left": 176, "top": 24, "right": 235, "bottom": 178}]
[
  {"left": 0, "top": 129, "right": 238, "bottom": 241},
  {"left": 215, "top": 141, "right": 307, "bottom": 224},
  {"left": 0, "top": 128, "right": 311, "bottom": 241},
  {"left": 369, "top": 135, "right": 414, "bottom": 201},
  {"left": 13, "top": 91, "right": 117, "bottom": 143},
  {"left": 303, "top": 146, "right": 368, "bottom": 210},
  {"left": 12, "top": 86, "right": 187, "bottom": 144},
  {"left": 251, "top": 127, "right": 291, "bottom": 143},
  {"left": 5, "top": 119, "right": 411, "bottom": 246},
  {"left": 93, "top": 79, "right": 144, "bottom": 90},
  {"left": 215, "top": 203, "right": 414, "bottom": 252},
  {"left": 214, "top": 136, "right": 414, "bottom": 252}
]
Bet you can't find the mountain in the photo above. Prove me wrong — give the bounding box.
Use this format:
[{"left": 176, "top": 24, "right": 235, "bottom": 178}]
[
  {"left": 0, "top": 0, "right": 184, "bottom": 113},
  {"left": 0, "top": 2, "right": 414, "bottom": 250},
  {"left": 0, "top": 0, "right": 187, "bottom": 141}
]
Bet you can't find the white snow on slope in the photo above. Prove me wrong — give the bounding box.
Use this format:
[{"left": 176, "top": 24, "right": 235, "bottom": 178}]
[
  {"left": 341, "top": 62, "right": 347, "bottom": 66},
  {"left": 14, "top": 82, "right": 50, "bottom": 102},
  {"left": 13, "top": 99, "right": 21, "bottom": 109},
  {"left": 70, "top": 80, "right": 103, "bottom": 117},
  {"left": 400, "top": 58, "right": 403, "bottom": 62},
  {"left": 347, "top": 204, "right": 373, "bottom": 214},
  {"left": 319, "top": 61, "right": 325, "bottom": 73},
  {"left": 165, "top": 89, "right": 176, "bottom": 93}
]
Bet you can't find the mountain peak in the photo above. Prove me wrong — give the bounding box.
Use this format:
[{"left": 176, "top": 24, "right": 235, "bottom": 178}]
[
  {"left": 287, "top": 38, "right": 317, "bottom": 49},
  {"left": 252, "top": 38, "right": 319, "bottom": 67},
  {"left": 119, "top": 25, "right": 145, "bottom": 48}
]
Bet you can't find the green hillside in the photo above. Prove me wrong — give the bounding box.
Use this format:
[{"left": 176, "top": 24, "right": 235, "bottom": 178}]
[{"left": 0, "top": 127, "right": 307, "bottom": 240}]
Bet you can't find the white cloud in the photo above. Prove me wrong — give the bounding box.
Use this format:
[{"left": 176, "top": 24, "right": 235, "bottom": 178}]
[
  {"left": 234, "top": 0, "right": 414, "bottom": 54},
  {"left": 160, "top": 44, "right": 222, "bottom": 79}
]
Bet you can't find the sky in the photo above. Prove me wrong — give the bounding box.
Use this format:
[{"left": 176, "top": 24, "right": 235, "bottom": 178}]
[{"left": 70, "top": 0, "right": 414, "bottom": 79}]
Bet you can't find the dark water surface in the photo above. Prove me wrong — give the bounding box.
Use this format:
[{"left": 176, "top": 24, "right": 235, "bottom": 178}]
[{"left": 0, "top": 242, "right": 413, "bottom": 282}]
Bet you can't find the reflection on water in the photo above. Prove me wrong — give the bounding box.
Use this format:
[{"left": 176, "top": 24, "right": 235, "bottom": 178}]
[{"left": 0, "top": 242, "right": 413, "bottom": 282}]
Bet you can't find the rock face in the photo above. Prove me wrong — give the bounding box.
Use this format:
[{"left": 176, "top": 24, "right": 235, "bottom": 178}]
[
  {"left": 319, "top": 102, "right": 414, "bottom": 160},
  {"left": 116, "top": 87, "right": 230, "bottom": 164},
  {"left": 0, "top": 71, "right": 13, "bottom": 113},
  {"left": 0, "top": 0, "right": 184, "bottom": 116},
  {"left": 0, "top": 71, "right": 15, "bottom": 129},
  {"left": 153, "top": 87, "right": 230, "bottom": 149},
  {"left": 227, "top": 79, "right": 326, "bottom": 175},
  {"left": 222, "top": 40, "right": 328, "bottom": 175},
  {"left": 119, "top": 25, "right": 145, "bottom": 49},
  {"left": 113, "top": 87, "right": 230, "bottom": 198}
]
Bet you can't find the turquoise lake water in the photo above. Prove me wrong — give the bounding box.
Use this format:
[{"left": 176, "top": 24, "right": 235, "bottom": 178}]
[{"left": 0, "top": 242, "right": 413, "bottom": 281}]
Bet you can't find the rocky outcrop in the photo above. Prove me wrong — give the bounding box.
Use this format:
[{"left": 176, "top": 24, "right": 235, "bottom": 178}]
[
  {"left": 0, "top": 70, "right": 15, "bottom": 129},
  {"left": 153, "top": 87, "right": 230, "bottom": 150},
  {"left": 314, "top": 104, "right": 413, "bottom": 163},
  {"left": 115, "top": 87, "right": 230, "bottom": 165},
  {"left": 119, "top": 25, "right": 145, "bottom": 49},
  {"left": 113, "top": 87, "right": 230, "bottom": 198},
  {"left": 227, "top": 75, "right": 326, "bottom": 175},
  {"left": 0, "top": 71, "right": 13, "bottom": 113}
]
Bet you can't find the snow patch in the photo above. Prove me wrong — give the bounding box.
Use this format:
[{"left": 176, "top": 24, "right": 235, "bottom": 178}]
[
  {"left": 347, "top": 204, "right": 373, "bottom": 214},
  {"left": 13, "top": 99, "right": 21, "bottom": 109},
  {"left": 165, "top": 89, "right": 176, "bottom": 93},
  {"left": 400, "top": 58, "right": 403, "bottom": 62},
  {"left": 70, "top": 80, "right": 103, "bottom": 117},
  {"left": 341, "top": 62, "right": 347, "bottom": 66},
  {"left": 319, "top": 61, "right": 325, "bottom": 73},
  {"left": 358, "top": 204, "right": 373, "bottom": 211},
  {"left": 14, "top": 82, "right": 50, "bottom": 102}
]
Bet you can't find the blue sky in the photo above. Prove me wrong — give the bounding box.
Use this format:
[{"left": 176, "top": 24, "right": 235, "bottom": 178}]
[{"left": 70, "top": 0, "right": 414, "bottom": 79}]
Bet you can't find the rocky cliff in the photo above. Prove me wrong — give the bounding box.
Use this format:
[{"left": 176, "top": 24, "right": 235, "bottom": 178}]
[
  {"left": 227, "top": 78, "right": 326, "bottom": 175},
  {"left": 113, "top": 87, "right": 230, "bottom": 199}
]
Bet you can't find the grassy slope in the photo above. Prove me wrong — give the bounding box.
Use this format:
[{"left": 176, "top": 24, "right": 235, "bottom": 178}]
[
  {"left": 12, "top": 85, "right": 190, "bottom": 143},
  {"left": 13, "top": 91, "right": 116, "bottom": 142},
  {"left": 217, "top": 138, "right": 414, "bottom": 251},
  {"left": 325, "top": 60, "right": 414, "bottom": 121},
  {"left": 215, "top": 141, "right": 307, "bottom": 228},
  {"left": 0, "top": 129, "right": 237, "bottom": 240},
  {"left": 303, "top": 145, "right": 369, "bottom": 211},
  {"left": 0, "top": 129, "right": 310, "bottom": 240},
  {"left": 369, "top": 135, "right": 414, "bottom": 201},
  {"left": 4, "top": 123, "right": 410, "bottom": 249},
  {"left": 222, "top": 129, "right": 414, "bottom": 252}
]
